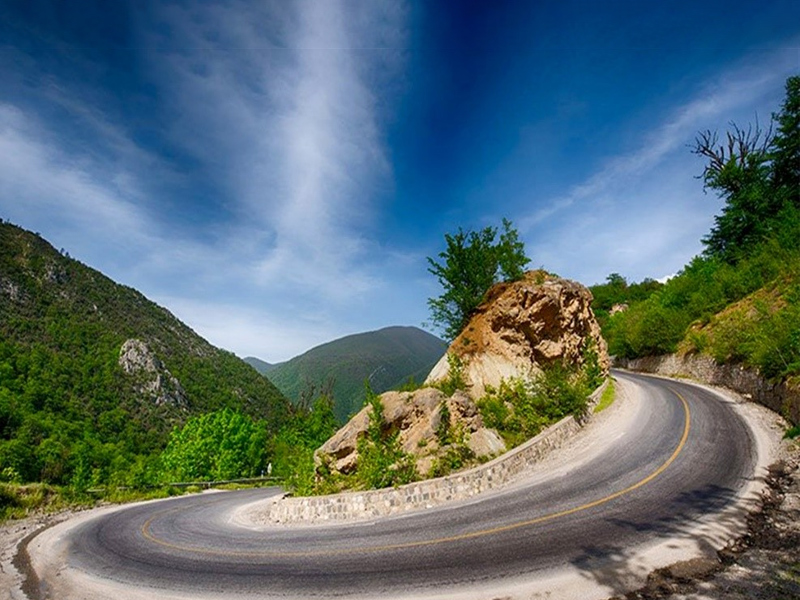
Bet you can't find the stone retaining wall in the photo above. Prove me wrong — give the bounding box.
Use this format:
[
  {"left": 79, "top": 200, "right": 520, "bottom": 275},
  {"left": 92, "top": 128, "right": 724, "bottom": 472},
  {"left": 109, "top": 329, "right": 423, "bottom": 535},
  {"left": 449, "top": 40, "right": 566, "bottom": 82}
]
[
  {"left": 263, "top": 382, "right": 607, "bottom": 525},
  {"left": 617, "top": 354, "right": 799, "bottom": 425}
]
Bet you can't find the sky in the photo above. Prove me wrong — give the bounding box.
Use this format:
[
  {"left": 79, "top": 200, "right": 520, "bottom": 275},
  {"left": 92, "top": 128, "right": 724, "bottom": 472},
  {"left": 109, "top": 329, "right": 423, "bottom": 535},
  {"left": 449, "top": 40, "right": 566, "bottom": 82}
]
[{"left": 1, "top": 1, "right": 798, "bottom": 362}]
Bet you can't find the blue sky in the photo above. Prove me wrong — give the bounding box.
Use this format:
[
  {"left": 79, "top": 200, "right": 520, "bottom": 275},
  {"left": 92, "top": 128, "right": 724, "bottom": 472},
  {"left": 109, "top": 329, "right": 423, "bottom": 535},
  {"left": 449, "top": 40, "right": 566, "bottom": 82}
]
[{"left": 1, "top": 1, "right": 798, "bottom": 362}]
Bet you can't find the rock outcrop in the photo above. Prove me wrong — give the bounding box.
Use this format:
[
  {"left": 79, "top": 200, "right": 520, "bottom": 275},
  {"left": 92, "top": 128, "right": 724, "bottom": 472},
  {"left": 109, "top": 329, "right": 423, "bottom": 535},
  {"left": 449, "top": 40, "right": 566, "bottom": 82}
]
[
  {"left": 315, "top": 271, "right": 608, "bottom": 480},
  {"left": 316, "top": 387, "right": 505, "bottom": 476},
  {"left": 426, "top": 271, "right": 609, "bottom": 398},
  {"left": 119, "top": 339, "right": 188, "bottom": 406}
]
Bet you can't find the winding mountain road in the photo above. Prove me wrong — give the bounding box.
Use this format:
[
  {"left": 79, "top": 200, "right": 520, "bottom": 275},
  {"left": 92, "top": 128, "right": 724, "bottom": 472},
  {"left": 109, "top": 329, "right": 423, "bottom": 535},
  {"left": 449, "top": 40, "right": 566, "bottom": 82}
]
[{"left": 26, "top": 371, "right": 772, "bottom": 599}]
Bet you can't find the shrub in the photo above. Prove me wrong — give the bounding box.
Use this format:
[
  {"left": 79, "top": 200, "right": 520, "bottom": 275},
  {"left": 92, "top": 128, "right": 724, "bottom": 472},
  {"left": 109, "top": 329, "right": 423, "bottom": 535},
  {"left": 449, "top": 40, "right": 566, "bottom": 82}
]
[
  {"left": 478, "top": 363, "right": 592, "bottom": 448},
  {"left": 433, "top": 353, "right": 468, "bottom": 396}
]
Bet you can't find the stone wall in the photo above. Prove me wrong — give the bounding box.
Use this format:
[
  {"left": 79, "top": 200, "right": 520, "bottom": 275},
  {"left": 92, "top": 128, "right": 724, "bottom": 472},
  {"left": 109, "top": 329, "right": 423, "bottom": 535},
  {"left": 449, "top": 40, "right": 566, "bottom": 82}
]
[
  {"left": 262, "top": 382, "right": 607, "bottom": 525},
  {"left": 617, "top": 354, "right": 799, "bottom": 425}
]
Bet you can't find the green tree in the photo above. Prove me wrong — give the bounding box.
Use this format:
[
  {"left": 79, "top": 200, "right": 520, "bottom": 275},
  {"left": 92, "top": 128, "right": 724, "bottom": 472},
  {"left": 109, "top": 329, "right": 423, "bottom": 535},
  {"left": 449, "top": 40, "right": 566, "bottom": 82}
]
[
  {"left": 772, "top": 75, "right": 800, "bottom": 206},
  {"left": 427, "top": 219, "right": 529, "bottom": 340},
  {"left": 159, "top": 409, "right": 268, "bottom": 482},
  {"left": 693, "top": 121, "right": 776, "bottom": 261},
  {"left": 693, "top": 76, "right": 800, "bottom": 262}
]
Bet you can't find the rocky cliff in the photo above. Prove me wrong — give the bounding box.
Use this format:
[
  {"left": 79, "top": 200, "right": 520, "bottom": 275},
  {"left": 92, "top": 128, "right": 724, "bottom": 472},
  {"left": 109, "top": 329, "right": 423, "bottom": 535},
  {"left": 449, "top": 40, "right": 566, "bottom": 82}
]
[
  {"left": 426, "top": 271, "right": 609, "bottom": 398},
  {"left": 314, "top": 270, "right": 608, "bottom": 479}
]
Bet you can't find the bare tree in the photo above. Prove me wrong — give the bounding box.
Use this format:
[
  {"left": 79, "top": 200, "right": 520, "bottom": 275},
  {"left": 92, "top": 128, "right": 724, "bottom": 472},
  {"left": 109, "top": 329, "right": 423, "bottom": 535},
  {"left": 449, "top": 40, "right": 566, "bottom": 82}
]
[{"left": 692, "top": 119, "right": 774, "bottom": 195}]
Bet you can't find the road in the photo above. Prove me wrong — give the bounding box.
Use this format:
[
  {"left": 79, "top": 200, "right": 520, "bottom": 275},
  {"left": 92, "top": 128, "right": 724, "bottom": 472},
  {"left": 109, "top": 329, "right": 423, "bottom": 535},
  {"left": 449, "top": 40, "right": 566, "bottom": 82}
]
[{"left": 27, "top": 371, "right": 766, "bottom": 599}]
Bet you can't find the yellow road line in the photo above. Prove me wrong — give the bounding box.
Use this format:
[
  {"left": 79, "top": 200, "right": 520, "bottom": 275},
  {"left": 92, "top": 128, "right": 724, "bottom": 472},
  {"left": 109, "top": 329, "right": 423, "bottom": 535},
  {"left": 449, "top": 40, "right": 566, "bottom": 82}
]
[{"left": 141, "top": 389, "right": 692, "bottom": 559}]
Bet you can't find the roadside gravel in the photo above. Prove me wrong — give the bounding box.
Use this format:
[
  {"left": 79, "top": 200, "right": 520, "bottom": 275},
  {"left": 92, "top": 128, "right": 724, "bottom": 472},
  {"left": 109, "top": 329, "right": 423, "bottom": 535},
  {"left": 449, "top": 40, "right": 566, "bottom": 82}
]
[{"left": 0, "top": 510, "right": 79, "bottom": 600}]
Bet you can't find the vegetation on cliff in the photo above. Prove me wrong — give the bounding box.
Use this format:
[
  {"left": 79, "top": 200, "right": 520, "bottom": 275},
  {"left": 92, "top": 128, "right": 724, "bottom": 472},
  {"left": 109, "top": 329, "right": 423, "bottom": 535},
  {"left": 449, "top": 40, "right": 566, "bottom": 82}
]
[
  {"left": 592, "top": 75, "right": 800, "bottom": 383},
  {"left": 0, "top": 222, "right": 304, "bottom": 493}
]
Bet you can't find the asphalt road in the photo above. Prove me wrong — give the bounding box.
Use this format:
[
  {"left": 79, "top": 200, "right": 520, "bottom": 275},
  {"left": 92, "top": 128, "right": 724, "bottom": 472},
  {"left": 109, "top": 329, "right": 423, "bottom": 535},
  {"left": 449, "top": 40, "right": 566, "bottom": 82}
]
[{"left": 51, "top": 371, "right": 757, "bottom": 598}]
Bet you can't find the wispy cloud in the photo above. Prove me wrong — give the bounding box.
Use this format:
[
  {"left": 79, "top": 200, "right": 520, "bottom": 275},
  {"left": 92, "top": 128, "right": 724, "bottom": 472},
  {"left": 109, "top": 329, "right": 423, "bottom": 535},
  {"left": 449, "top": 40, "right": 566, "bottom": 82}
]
[
  {"left": 0, "top": 0, "right": 410, "bottom": 361},
  {"left": 142, "top": 0, "right": 407, "bottom": 300},
  {"left": 519, "top": 44, "right": 799, "bottom": 284}
]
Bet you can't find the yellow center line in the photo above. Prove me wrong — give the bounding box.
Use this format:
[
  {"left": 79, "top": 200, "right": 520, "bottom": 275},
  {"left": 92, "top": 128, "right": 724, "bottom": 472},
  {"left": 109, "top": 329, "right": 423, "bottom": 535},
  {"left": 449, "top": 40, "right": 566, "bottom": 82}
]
[{"left": 141, "top": 388, "right": 692, "bottom": 559}]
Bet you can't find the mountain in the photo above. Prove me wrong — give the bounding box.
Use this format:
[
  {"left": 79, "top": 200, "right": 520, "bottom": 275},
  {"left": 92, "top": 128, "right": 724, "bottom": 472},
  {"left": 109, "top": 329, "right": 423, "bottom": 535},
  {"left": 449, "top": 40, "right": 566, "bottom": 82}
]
[
  {"left": 265, "top": 326, "right": 447, "bottom": 423},
  {"left": 243, "top": 356, "right": 275, "bottom": 375},
  {"left": 0, "top": 221, "right": 291, "bottom": 484}
]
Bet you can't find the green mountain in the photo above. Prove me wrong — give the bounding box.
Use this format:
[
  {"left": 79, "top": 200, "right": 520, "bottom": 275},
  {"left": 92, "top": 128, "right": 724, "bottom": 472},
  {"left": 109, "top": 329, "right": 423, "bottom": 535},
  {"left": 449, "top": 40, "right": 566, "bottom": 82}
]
[
  {"left": 0, "top": 221, "right": 291, "bottom": 485},
  {"left": 265, "top": 326, "right": 447, "bottom": 423},
  {"left": 243, "top": 356, "right": 276, "bottom": 375}
]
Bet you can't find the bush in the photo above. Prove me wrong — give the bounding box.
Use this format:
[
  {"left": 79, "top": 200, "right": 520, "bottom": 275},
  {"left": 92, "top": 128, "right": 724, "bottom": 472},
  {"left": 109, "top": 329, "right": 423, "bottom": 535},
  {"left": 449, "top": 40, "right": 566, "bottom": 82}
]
[
  {"left": 433, "top": 353, "right": 468, "bottom": 396},
  {"left": 478, "top": 363, "right": 592, "bottom": 448},
  {"left": 353, "top": 388, "right": 417, "bottom": 489}
]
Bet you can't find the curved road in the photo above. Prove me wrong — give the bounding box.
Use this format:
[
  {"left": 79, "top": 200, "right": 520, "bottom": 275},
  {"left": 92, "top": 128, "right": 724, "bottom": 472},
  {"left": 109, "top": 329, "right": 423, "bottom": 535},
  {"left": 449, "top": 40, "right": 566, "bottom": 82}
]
[{"left": 37, "top": 372, "right": 759, "bottom": 599}]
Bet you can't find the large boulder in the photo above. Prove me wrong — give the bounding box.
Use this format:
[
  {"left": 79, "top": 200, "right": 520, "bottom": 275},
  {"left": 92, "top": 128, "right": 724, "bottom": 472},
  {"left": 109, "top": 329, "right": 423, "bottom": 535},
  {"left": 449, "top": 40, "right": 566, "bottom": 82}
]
[
  {"left": 315, "top": 387, "right": 505, "bottom": 477},
  {"left": 315, "top": 271, "right": 607, "bottom": 481},
  {"left": 425, "top": 271, "right": 609, "bottom": 398}
]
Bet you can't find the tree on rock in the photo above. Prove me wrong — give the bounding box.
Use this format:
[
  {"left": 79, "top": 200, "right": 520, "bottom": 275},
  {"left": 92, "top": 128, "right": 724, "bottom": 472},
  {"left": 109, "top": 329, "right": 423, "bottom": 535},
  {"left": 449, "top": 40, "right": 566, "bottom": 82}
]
[{"left": 427, "top": 219, "right": 529, "bottom": 341}]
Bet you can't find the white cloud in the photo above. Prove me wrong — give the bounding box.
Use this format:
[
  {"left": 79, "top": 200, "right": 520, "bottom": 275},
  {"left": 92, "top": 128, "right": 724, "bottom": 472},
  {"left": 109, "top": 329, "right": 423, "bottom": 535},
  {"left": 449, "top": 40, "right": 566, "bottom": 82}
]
[
  {"left": 142, "top": 0, "right": 407, "bottom": 302},
  {"left": 0, "top": 1, "right": 411, "bottom": 360},
  {"left": 519, "top": 44, "right": 799, "bottom": 285}
]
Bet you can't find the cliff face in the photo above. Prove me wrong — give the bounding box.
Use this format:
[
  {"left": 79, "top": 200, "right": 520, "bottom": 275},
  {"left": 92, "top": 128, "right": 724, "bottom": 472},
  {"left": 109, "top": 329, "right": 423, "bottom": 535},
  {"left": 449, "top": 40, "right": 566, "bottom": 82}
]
[
  {"left": 315, "top": 271, "right": 608, "bottom": 479},
  {"left": 426, "top": 271, "right": 609, "bottom": 398}
]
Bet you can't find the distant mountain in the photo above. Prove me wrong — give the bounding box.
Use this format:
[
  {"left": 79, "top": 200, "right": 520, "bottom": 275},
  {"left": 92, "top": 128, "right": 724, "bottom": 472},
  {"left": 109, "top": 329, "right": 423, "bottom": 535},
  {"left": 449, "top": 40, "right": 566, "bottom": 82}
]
[
  {"left": 265, "top": 326, "right": 447, "bottom": 423},
  {"left": 244, "top": 356, "right": 276, "bottom": 375},
  {"left": 0, "top": 221, "right": 291, "bottom": 484}
]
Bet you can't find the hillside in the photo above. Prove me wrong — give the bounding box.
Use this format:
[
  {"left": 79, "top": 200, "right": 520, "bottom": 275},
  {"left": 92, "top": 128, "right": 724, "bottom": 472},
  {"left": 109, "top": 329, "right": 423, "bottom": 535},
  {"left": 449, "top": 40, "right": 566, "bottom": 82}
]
[
  {"left": 266, "top": 326, "right": 447, "bottom": 422},
  {"left": 243, "top": 356, "right": 275, "bottom": 375},
  {"left": 0, "top": 221, "right": 291, "bottom": 485}
]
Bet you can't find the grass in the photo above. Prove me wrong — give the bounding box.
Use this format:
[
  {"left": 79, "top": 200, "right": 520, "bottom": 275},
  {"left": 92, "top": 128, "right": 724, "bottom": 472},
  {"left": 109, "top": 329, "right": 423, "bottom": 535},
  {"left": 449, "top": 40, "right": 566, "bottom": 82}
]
[
  {"left": 0, "top": 479, "right": 280, "bottom": 524},
  {"left": 784, "top": 425, "right": 800, "bottom": 440},
  {"left": 594, "top": 378, "right": 616, "bottom": 413}
]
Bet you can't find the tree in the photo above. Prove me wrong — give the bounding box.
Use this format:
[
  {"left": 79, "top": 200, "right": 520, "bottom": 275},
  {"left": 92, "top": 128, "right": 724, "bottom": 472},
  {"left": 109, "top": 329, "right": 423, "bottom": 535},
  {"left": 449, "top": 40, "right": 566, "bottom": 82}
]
[
  {"left": 692, "top": 76, "right": 800, "bottom": 263},
  {"left": 692, "top": 120, "right": 776, "bottom": 261},
  {"left": 427, "top": 219, "right": 530, "bottom": 340},
  {"left": 772, "top": 75, "right": 800, "bottom": 206},
  {"left": 159, "top": 409, "right": 268, "bottom": 482}
]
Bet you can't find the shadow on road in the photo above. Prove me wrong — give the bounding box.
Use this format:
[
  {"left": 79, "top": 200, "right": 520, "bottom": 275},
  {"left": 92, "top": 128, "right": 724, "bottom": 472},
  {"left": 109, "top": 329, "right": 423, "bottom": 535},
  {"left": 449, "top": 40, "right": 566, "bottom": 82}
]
[{"left": 569, "top": 480, "right": 757, "bottom": 598}]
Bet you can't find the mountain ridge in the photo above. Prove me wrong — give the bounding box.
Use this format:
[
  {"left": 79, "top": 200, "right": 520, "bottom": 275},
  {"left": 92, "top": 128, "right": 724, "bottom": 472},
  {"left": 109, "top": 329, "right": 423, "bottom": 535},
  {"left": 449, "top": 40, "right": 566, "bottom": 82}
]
[{"left": 264, "top": 325, "right": 447, "bottom": 423}]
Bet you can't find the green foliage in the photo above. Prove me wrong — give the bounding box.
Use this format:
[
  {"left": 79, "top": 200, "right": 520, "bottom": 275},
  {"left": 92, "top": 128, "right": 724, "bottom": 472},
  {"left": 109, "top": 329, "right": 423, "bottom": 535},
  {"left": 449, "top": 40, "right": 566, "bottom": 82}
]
[
  {"left": 478, "top": 363, "right": 593, "bottom": 449},
  {"left": 428, "top": 421, "right": 475, "bottom": 478},
  {"left": 581, "top": 338, "right": 605, "bottom": 391},
  {"left": 427, "top": 219, "right": 530, "bottom": 340},
  {"left": 436, "top": 401, "right": 452, "bottom": 446},
  {"left": 433, "top": 353, "right": 468, "bottom": 396},
  {"left": 0, "top": 222, "right": 292, "bottom": 490},
  {"left": 594, "top": 379, "right": 616, "bottom": 413},
  {"left": 590, "top": 274, "right": 663, "bottom": 315},
  {"left": 599, "top": 77, "right": 800, "bottom": 383},
  {"left": 160, "top": 409, "right": 269, "bottom": 482},
  {"left": 268, "top": 394, "right": 338, "bottom": 495},
  {"left": 693, "top": 76, "right": 800, "bottom": 262},
  {"left": 353, "top": 386, "right": 417, "bottom": 489},
  {"left": 603, "top": 207, "right": 800, "bottom": 378},
  {"left": 771, "top": 76, "right": 800, "bottom": 207}
]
